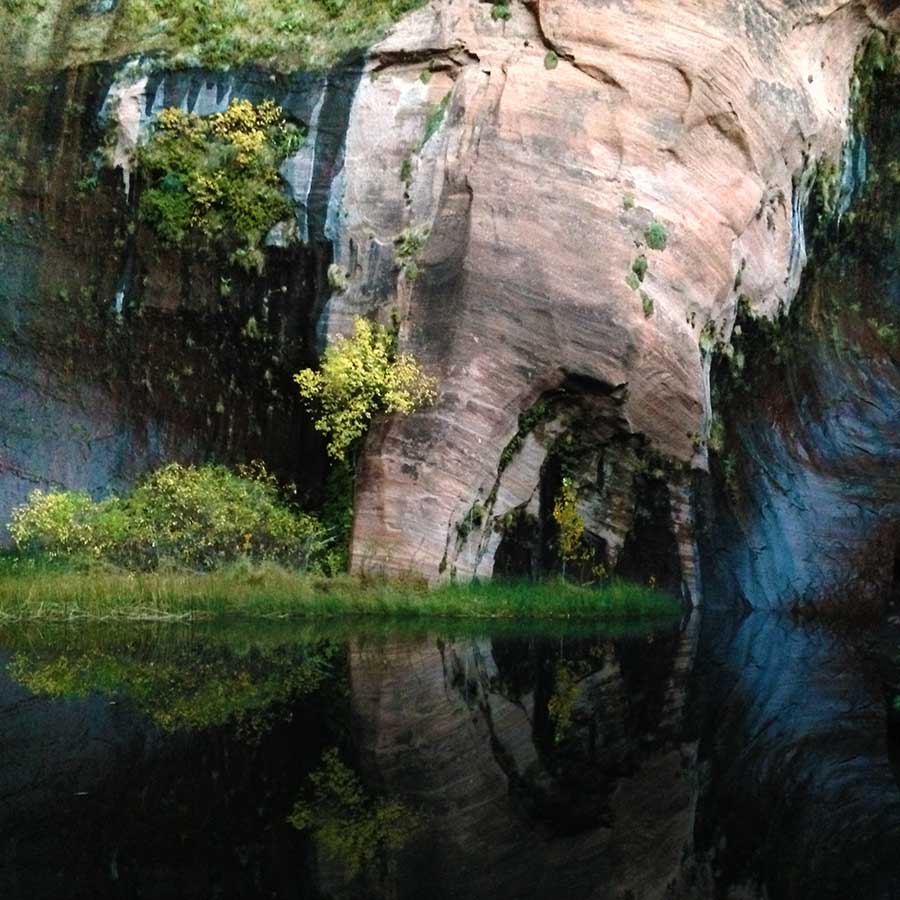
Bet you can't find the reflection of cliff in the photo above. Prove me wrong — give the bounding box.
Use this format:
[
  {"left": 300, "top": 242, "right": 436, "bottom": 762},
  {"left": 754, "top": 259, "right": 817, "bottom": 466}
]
[
  {"left": 346, "top": 617, "right": 699, "bottom": 900},
  {"left": 694, "top": 613, "right": 900, "bottom": 900}
]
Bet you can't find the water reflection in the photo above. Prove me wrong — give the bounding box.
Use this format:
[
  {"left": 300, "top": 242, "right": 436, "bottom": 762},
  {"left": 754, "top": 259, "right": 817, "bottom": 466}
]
[
  {"left": 1, "top": 612, "right": 898, "bottom": 899},
  {"left": 0, "top": 617, "right": 694, "bottom": 899}
]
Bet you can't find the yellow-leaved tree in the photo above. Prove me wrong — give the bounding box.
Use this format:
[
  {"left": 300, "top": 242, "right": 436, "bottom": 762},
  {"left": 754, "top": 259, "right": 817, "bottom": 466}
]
[
  {"left": 294, "top": 317, "right": 436, "bottom": 461},
  {"left": 553, "top": 477, "right": 591, "bottom": 578}
]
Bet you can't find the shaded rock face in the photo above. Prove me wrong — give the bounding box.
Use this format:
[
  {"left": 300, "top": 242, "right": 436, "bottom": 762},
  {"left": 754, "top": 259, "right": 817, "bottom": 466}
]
[
  {"left": 699, "top": 41, "right": 900, "bottom": 611},
  {"left": 0, "top": 61, "right": 360, "bottom": 531},
  {"left": 333, "top": 0, "right": 900, "bottom": 586}
]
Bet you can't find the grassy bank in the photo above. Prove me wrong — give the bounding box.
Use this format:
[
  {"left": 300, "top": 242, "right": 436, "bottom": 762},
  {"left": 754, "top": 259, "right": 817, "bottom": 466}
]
[{"left": 0, "top": 561, "right": 680, "bottom": 623}]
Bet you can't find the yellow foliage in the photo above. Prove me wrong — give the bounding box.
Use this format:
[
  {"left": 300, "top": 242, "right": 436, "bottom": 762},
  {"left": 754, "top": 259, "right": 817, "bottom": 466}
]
[
  {"left": 294, "top": 317, "right": 436, "bottom": 460},
  {"left": 553, "top": 478, "right": 591, "bottom": 566}
]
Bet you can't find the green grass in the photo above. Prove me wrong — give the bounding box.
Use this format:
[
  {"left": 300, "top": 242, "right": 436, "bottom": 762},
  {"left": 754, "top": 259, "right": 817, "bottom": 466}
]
[{"left": 0, "top": 559, "right": 681, "bottom": 623}]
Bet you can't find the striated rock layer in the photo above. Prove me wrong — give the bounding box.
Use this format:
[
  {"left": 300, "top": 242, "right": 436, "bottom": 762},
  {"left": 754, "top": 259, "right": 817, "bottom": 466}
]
[{"left": 329, "top": 0, "right": 900, "bottom": 593}]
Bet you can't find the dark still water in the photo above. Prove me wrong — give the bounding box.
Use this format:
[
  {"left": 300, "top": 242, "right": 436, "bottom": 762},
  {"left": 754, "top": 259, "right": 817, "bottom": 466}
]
[{"left": 0, "top": 613, "right": 899, "bottom": 900}]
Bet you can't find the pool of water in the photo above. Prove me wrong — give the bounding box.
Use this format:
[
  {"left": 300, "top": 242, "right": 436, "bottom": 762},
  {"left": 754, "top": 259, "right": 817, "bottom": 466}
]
[{"left": 0, "top": 612, "right": 898, "bottom": 899}]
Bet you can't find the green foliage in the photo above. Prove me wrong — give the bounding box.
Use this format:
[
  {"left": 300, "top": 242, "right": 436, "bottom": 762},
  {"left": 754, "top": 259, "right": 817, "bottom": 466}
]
[
  {"left": 421, "top": 92, "right": 451, "bottom": 147},
  {"left": 295, "top": 317, "right": 436, "bottom": 461},
  {"left": 641, "top": 290, "right": 654, "bottom": 318},
  {"left": 136, "top": 100, "right": 302, "bottom": 268},
  {"left": 498, "top": 400, "right": 551, "bottom": 471},
  {"left": 544, "top": 50, "right": 559, "bottom": 70},
  {"left": 289, "top": 749, "right": 423, "bottom": 881},
  {"left": 9, "top": 491, "right": 98, "bottom": 558},
  {"left": 707, "top": 415, "right": 726, "bottom": 455},
  {"left": 632, "top": 255, "right": 648, "bottom": 282},
  {"left": 644, "top": 221, "right": 669, "bottom": 251},
  {"left": 547, "top": 661, "right": 583, "bottom": 741},
  {"left": 490, "top": 1, "right": 512, "bottom": 21},
  {"left": 0, "top": 565, "right": 681, "bottom": 621},
  {"left": 395, "top": 227, "right": 425, "bottom": 259},
  {"left": 622, "top": 193, "right": 635, "bottom": 210},
  {"left": 9, "top": 463, "right": 324, "bottom": 571},
  {"left": 456, "top": 502, "right": 485, "bottom": 541},
  {"left": 320, "top": 461, "right": 355, "bottom": 576},
  {"left": 625, "top": 271, "right": 640, "bottom": 291},
  {"left": 553, "top": 478, "right": 591, "bottom": 574},
  {"left": 41, "top": 0, "right": 429, "bottom": 71}
]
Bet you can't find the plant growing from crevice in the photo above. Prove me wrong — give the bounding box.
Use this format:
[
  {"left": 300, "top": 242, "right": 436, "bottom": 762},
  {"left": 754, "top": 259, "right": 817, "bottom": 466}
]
[
  {"left": 135, "top": 100, "right": 303, "bottom": 272},
  {"left": 456, "top": 501, "right": 485, "bottom": 542},
  {"left": 632, "top": 254, "right": 648, "bottom": 282},
  {"left": 395, "top": 226, "right": 427, "bottom": 281},
  {"left": 294, "top": 316, "right": 436, "bottom": 462},
  {"left": 491, "top": 1, "right": 512, "bottom": 21},
  {"left": 498, "top": 400, "right": 551, "bottom": 472},
  {"left": 644, "top": 220, "right": 668, "bottom": 251},
  {"left": 327, "top": 263, "right": 349, "bottom": 293},
  {"left": 421, "top": 92, "right": 451, "bottom": 148}
]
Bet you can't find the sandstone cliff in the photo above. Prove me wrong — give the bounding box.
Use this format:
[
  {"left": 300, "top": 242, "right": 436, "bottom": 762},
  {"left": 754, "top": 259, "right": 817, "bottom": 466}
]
[{"left": 0, "top": 0, "right": 898, "bottom": 608}]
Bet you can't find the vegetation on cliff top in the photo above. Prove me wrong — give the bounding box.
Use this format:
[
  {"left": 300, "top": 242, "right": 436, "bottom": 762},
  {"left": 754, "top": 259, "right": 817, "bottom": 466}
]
[{"left": 0, "top": 0, "right": 428, "bottom": 72}]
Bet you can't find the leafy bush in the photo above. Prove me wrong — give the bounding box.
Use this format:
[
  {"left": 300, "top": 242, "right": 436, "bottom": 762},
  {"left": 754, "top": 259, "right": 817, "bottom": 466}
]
[
  {"left": 644, "top": 221, "right": 669, "bottom": 251},
  {"left": 136, "top": 100, "right": 302, "bottom": 269},
  {"left": 9, "top": 491, "right": 98, "bottom": 558},
  {"left": 8, "top": 463, "right": 325, "bottom": 571},
  {"left": 295, "top": 317, "right": 436, "bottom": 461}
]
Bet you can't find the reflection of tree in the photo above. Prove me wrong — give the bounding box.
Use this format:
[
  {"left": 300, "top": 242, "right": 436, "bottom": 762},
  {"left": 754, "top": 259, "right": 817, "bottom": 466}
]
[
  {"left": 7, "top": 634, "right": 342, "bottom": 739},
  {"left": 289, "top": 748, "right": 423, "bottom": 883}
]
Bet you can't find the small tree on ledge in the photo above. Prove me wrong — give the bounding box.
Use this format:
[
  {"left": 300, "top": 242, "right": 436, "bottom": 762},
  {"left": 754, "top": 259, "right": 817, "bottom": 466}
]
[{"left": 294, "top": 316, "right": 436, "bottom": 462}]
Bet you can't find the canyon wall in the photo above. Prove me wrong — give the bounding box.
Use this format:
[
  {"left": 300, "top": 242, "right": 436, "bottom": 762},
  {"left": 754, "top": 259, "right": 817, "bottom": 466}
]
[{"left": 1, "top": 0, "right": 898, "bottom": 608}]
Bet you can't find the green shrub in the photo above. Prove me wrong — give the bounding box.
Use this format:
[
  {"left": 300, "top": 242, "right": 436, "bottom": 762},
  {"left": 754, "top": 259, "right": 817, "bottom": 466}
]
[
  {"left": 632, "top": 255, "right": 648, "bottom": 282},
  {"left": 9, "top": 490, "right": 97, "bottom": 558},
  {"left": 7, "top": 463, "right": 325, "bottom": 571},
  {"left": 136, "top": 100, "right": 303, "bottom": 269},
  {"left": 295, "top": 317, "right": 436, "bottom": 461},
  {"left": 644, "top": 221, "right": 669, "bottom": 251},
  {"left": 544, "top": 50, "right": 559, "bottom": 70}
]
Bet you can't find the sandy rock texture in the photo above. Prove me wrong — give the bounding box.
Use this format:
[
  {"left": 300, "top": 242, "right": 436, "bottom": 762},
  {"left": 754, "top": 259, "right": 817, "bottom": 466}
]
[{"left": 327, "top": 0, "right": 899, "bottom": 585}]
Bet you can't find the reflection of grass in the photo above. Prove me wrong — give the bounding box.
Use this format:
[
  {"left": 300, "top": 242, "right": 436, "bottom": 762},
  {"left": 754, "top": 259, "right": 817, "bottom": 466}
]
[{"left": 0, "top": 560, "right": 680, "bottom": 622}]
